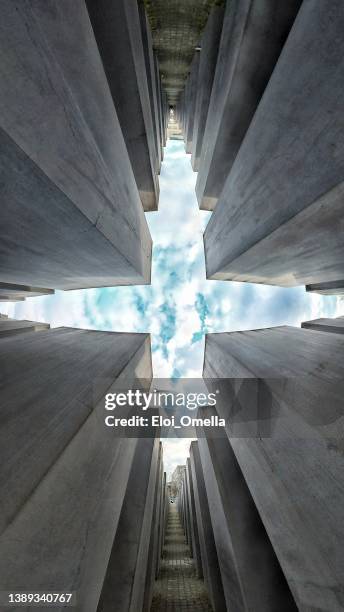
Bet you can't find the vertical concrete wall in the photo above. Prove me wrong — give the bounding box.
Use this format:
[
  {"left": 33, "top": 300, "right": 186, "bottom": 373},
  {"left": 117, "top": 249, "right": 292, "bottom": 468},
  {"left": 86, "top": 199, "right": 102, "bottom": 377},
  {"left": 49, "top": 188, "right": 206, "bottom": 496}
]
[
  {"left": 155, "top": 56, "right": 165, "bottom": 163},
  {"left": 97, "top": 436, "right": 161, "bottom": 612},
  {"left": 203, "top": 326, "right": 344, "bottom": 611},
  {"left": 0, "top": 1, "right": 151, "bottom": 290},
  {"left": 138, "top": 4, "right": 163, "bottom": 172},
  {"left": 197, "top": 420, "right": 297, "bottom": 611},
  {"left": 86, "top": 0, "right": 159, "bottom": 212},
  {"left": 191, "top": 6, "right": 224, "bottom": 172},
  {"left": 143, "top": 442, "right": 165, "bottom": 611},
  {"left": 185, "top": 457, "right": 203, "bottom": 578},
  {"left": 184, "top": 53, "right": 200, "bottom": 154},
  {"left": 196, "top": 0, "right": 301, "bottom": 210},
  {"left": 0, "top": 326, "right": 153, "bottom": 611},
  {"left": 204, "top": 1, "right": 344, "bottom": 286},
  {"left": 190, "top": 441, "right": 226, "bottom": 612}
]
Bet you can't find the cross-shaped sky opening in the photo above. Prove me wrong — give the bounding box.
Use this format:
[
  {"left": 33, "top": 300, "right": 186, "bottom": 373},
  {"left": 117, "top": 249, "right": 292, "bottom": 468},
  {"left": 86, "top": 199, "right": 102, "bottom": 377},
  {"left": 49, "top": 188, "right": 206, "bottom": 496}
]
[{"left": 2, "top": 139, "right": 343, "bottom": 474}]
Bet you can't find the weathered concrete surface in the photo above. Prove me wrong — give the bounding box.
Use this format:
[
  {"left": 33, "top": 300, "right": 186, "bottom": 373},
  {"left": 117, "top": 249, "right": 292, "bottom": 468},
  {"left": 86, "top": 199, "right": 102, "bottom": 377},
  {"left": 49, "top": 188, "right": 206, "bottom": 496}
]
[
  {"left": 191, "top": 6, "right": 224, "bottom": 172},
  {"left": 197, "top": 421, "right": 297, "bottom": 611},
  {"left": 0, "top": 318, "right": 50, "bottom": 336},
  {"left": 0, "top": 1, "right": 151, "bottom": 289},
  {"left": 203, "top": 327, "right": 344, "bottom": 611},
  {"left": 196, "top": 0, "right": 301, "bottom": 210},
  {"left": 302, "top": 316, "right": 344, "bottom": 335},
  {"left": 97, "top": 437, "right": 160, "bottom": 612},
  {"left": 86, "top": 0, "right": 159, "bottom": 211},
  {"left": 190, "top": 442, "right": 226, "bottom": 611},
  {"left": 0, "top": 327, "right": 152, "bottom": 611},
  {"left": 306, "top": 280, "right": 344, "bottom": 296},
  {"left": 204, "top": 1, "right": 344, "bottom": 286}
]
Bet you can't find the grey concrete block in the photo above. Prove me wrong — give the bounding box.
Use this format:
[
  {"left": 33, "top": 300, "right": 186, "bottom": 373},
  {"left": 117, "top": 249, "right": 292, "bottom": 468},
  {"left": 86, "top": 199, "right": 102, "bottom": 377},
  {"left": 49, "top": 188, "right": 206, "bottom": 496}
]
[
  {"left": 143, "top": 442, "right": 164, "bottom": 611},
  {"left": 191, "top": 6, "right": 224, "bottom": 172},
  {"left": 0, "top": 318, "right": 50, "bottom": 336},
  {"left": 0, "top": 327, "right": 152, "bottom": 610},
  {"left": 197, "top": 419, "right": 297, "bottom": 611},
  {"left": 204, "top": 1, "right": 344, "bottom": 285},
  {"left": 154, "top": 55, "right": 165, "bottom": 162},
  {"left": 0, "top": 1, "right": 151, "bottom": 289},
  {"left": 306, "top": 280, "right": 344, "bottom": 296},
  {"left": 196, "top": 0, "right": 301, "bottom": 210},
  {"left": 301, "top": 316, "right": 344, "bottom": 335},
  {"left": 185, "top": 457, "right": 202, "bottom": 578},
  {"left": 97, "top": 437, "right": 160, "bottom": 612},
  {"left": 184, "top": 53, "right": 200, "bottom": 154},
  {"left": 0, "top": 282, "right": 54, "bottom": 301},
  {"left": 203, "top": 327, "right": 344, "bottom": 611},
  {"left": 86, "top": 0, "right": 159, "bottom": 211},
  {"left": 190, "top": 441, "right": 226, "bottom": 612},
  {"left": 138, "top": 4, "right": 162, "bottom": 171}
]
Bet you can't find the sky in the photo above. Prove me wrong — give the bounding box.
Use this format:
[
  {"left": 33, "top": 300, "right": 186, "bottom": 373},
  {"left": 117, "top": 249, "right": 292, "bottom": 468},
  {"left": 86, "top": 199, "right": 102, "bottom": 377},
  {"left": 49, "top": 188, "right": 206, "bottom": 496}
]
[{"left": 2, "top": 140, "right": 343, "bottom": 476}]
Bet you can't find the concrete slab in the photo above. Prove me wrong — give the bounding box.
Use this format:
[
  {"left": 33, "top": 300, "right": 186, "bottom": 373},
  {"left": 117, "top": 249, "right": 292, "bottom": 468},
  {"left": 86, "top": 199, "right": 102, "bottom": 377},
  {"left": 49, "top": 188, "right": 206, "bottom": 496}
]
[
  {"left": 86, "top": 0, "right": 159, "bottom": 211},
  {"left": 190, "top": 441, "right": 226, "bottom": 612},
  {"left": 0, "top": 282, "right": 54, "bottom": 299},
  {"left": 186, "top": 457, "right": 202, "bottom": 578},
  {"left": 204, "top": 2, "right": 344, "bottom": 285},
  {"left": 184, "top": 54, "right": 200, "bottom": 154},
  {"left": 191, "top": 6, "right": 224, "bottom": 172},
  {"left": 138, "top": 5, "right": 162, "bottom": 170},
  {"left": 97, "top": 437, "right": 160, "bottom": 612},
  {"left": 197, "top": 421, "right": 297, "bottom": 611},
  {"left": 196, "top": 0, "right": 301, "bottom": 210},
  {"left": 0, "top": 1, "right": 151, "bottom": 289},
  {"left": 0, "top": 327, "right": 152, "bottom": 610},
  {"left": 203, "top": 327, "right": 344, "bottom": 611},
  {"left": 301, "top": 317, "right": 344, "bottom": 335},
  {"left": 0, "top": 318, "right": 50, "bottom": 336},
  {"left": 306, "top": 280, "right": 344, "bottom": 296}
]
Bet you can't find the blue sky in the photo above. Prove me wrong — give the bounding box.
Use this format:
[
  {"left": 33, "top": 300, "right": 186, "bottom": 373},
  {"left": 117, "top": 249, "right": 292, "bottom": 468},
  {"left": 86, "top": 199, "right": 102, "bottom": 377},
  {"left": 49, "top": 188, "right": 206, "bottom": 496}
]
[{"left": 2, "top": 140, "right": 343, "bottom": 475}]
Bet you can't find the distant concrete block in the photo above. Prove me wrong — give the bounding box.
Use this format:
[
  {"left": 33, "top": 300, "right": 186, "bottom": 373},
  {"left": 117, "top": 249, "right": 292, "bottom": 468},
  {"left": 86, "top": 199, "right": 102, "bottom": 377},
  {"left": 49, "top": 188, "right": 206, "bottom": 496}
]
[
  {"left": 184, "top": 54, "right": 200, "bottom": 154},
  {"left": 138, "top": 5, "right": 163, "bottom": 170},
  {"left": 190, "top": 441, "right": 226, "bottom": 612},
  {"left": 143, "top": 442, "right": 165, "bottom": 611},
  {"left": 185, "top": 457, "right": 202, "bottom": 578},
  {"left": 0, "top": 318, "right": 49, "bottom": 336},
  {"left": 301, "top": 317, "right": 344, "bottom": 335},
  {"left": 306, "top": 281, "right": 344, "bottom": 296},
  {"left": 0, "top": 282, "right": 54, "bottom": 301},
  {"left": 191, "top": 6, "right": 224, "bottom": 172}
]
